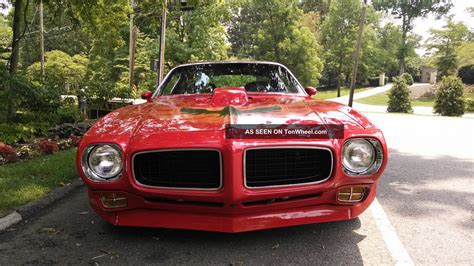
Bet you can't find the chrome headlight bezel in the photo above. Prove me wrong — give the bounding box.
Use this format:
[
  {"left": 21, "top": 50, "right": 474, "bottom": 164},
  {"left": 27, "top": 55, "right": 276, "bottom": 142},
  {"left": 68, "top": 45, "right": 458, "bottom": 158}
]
[
  {"left": 81, "top": 144, "right": 123, "bottom": 182},
  {"left": 342, "top": 138, "right": 383, "bottom": 176}
]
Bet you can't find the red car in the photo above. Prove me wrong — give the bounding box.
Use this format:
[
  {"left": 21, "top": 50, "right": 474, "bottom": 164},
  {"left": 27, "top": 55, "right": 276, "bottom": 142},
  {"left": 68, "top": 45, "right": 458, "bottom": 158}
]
[{"left": 77, "top": 61, "right": 387, "bottom": 233}]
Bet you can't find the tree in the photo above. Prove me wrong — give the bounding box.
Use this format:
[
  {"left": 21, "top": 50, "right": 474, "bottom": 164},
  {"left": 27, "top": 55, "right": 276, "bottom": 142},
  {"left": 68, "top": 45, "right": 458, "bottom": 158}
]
[
  {"left": 6, "top": 0, "right": 23, "bottom": 121},
  {"left": 164, "top": 0, "right": 229, "bottom": 67},
  {"left": 426, "top": 19, "right": 469, "bottom": 78},
  {"left": 227, "top": 0, "right": 262, "bottom": 58},
  {"left": 321, "top": 0, "right": 360, "bottom": 94},
  {"left": 278, "top": 25, "right": 323, "bottom": 85},
  {"left": 372, "top": 0, "right": 452, "bottom": 74},
  {"left": 298, "top": 0, "right": 330, "bottom": 32},
  {"left": 457, "top": 42, "right": 474, "bottom": 67},
  {"left": 228, "top": 0, "right": 323, "bottom": 86},
  {"left": 372, "top": 23, "right": 421, "bottom": 80},
  {"left": 19, "top": 1, "right": 91, "bottom": 68}
]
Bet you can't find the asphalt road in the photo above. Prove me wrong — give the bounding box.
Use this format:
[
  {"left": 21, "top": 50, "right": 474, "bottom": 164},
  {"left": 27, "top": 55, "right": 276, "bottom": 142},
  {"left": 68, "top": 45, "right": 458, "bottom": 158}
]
[{"left": 0, "top": 113, "right": 473, "bottom": 265}]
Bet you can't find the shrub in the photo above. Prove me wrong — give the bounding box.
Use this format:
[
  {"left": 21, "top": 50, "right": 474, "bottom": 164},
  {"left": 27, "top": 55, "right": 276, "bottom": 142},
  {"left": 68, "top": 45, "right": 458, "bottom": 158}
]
[
  {"left": 57, "top": 106, "right": 81, "bottom": 124},
  {"left": 0, "top": 143, "right": 18, "bottom": 163},
  {"left": 48, "top": 122, "right": 91, "bottom": 138},
  {"left": 458, "top": 64, "right": 474, "bottom": 84},
  {"left": 434, "top": 76, "right": 466, "bottom": 116},
  {"left": 0, "top": 123, "right": 36, "bottom": 144},
  {"left": 387, "top": 77, "right": 413, "bottom": 113},
  {"left": 467, "top": 99, "right": 474, "bottom": 113},
  {"left": 0, "top": 122, "right": 51, "bottom": 144},
  {"left": 400, "top": 73, "right": 414, "bottom": 85},
  {"left": 38, "top": 139, "right": 58, "bottom": 154}
]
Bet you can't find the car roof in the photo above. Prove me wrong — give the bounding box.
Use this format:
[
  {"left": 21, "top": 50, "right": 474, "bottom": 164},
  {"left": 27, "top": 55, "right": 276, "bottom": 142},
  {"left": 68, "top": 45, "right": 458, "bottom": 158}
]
[{"left": 174, "top": 61, "right": 287, "bottom": 68}]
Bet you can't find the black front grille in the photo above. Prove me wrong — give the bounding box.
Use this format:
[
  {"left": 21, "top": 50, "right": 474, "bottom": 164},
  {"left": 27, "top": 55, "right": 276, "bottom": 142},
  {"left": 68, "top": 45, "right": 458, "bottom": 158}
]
[
  {"left": 245, "top": 148, "right": 332, "bottom": 188},
  {"left": 133, "top": 150, "right": 221, "bottom": 189}
]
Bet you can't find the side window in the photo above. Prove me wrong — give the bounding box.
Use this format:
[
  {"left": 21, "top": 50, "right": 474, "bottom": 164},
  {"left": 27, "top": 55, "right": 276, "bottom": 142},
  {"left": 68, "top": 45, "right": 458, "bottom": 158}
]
[
  {"left": 278, "top": 67, "right": 300, "bottom": 93},
  {"left": 161, "top": 74, "right": 180, "bottom": 95}
]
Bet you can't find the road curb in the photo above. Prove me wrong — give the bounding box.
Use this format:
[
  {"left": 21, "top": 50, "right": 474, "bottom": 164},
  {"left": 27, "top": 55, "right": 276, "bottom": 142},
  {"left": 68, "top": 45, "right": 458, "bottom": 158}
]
[
  {"left": 0, "top": 212, "right": 22, "bottom": 231},
  {"left": 0, "top": 178, "right": 84, "bottom": 232}
]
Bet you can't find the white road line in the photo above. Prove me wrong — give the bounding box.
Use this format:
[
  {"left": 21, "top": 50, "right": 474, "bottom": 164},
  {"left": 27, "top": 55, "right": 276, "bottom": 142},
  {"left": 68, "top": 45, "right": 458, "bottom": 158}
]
[{"left": 370, "top": 198, "right": 414, "bottom": 266}]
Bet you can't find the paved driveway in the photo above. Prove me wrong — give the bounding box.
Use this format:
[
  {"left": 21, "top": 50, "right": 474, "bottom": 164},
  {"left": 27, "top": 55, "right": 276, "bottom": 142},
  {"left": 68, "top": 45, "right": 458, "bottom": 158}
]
[{"left": 0, "top": 113, "right": 473, "bottom": 265}]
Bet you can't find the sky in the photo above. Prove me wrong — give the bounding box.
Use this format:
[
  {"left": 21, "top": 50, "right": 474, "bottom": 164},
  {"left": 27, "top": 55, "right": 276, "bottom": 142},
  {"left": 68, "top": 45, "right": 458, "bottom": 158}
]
[
  {"left": 1, "top": 0, "right": 473, "bottom": 55},
  {"left": 381, "top": 0, "right": 474, "bottom": 55},
  {"left": 0, "top": 0, "right": 7, "bottom": 16}
]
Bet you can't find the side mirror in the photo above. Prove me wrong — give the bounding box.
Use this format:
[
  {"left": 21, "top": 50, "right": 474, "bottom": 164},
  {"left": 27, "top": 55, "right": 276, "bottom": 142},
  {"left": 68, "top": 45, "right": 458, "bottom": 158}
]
[
  {"left": 305, "top": 87, "right": 317, "bottom": 96},
  {"left": 141, "top": 91, "right": 153, "bottom": 102}
]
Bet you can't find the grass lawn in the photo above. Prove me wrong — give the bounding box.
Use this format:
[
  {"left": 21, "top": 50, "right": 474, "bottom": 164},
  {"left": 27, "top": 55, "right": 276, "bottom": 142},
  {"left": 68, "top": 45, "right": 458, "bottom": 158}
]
[
  {"left": 0, "top": 149, "right": 78, "bottom": 217},
  {"left": 356, "top": 85, "right": 474, "bottom": 107},
  {"left": 356, "top": 92, "right": 435, "bottom": 107},
  {"left": 315, "top": 87, "right": 370, "bottom": 100}
]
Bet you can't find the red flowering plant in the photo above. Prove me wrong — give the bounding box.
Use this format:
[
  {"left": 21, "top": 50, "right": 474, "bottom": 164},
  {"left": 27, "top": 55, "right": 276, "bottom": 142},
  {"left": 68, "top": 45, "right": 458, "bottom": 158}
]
[
  {"left": 38, "top": 139, "right": 58, "bottom": 154},
  {"left": 0, "top": 142, "right": 18, "bottom": 163},
  {"left": 69, "top": 135, "right": 82, "bottom": 147}
]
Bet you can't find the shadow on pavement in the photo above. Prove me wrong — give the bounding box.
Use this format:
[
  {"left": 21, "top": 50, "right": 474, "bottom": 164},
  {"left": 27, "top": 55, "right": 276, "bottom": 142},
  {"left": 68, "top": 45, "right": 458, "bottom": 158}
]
[
  {"left": 0, "top": 188, "right": 367, "bottom": 265},
  {"left": 378, "top": 148, "right": 473, "bottom": 229}
]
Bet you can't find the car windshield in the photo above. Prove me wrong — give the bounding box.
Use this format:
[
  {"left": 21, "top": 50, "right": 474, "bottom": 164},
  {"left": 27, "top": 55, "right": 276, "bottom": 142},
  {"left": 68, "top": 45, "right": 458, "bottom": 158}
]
[{"left": 158, "top": 63, "right": 304, "bottom": 95}]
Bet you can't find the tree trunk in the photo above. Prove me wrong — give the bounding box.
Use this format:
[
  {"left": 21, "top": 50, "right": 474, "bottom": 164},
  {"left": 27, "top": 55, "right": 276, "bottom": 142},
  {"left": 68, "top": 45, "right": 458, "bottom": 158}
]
[
  {"left": 336, "top": 54, "right": 343, "bottom": 97},
  {"left": 399, "top": 15, "right": 409, "bottom": 74},
  {"left": 7, "top": 0, "right": 23, "bottom": 121}
]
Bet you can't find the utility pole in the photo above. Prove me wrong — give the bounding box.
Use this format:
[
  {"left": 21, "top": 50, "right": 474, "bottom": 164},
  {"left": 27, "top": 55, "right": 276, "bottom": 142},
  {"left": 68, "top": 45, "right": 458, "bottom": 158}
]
[
  {"left": 348, "top": 0, "right": 367, "bottom": 107},
  {"left": 39, "top": 0, "right": 45, "bottom": 76},
  {"left": 158, "top": 0, "right": 168, "bottom": 84},
  {"left": 129, "top": 0, "right": 137, "bottom": 93}
]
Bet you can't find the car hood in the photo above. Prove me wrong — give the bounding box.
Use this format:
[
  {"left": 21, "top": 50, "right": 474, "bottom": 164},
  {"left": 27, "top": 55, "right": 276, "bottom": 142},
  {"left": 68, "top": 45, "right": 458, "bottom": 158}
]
[{"left": 85, "top": 94, "right": 374, "bottom": 145}]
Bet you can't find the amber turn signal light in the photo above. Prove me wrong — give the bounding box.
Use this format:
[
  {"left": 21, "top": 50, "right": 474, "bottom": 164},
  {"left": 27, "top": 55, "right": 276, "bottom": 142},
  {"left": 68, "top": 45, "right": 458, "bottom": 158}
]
[
  {"left": 337, "top": 186, "right": 366, "bottom": 203},
  {"left": 100, "top": 192, "right": 128, "bottom": 208}
]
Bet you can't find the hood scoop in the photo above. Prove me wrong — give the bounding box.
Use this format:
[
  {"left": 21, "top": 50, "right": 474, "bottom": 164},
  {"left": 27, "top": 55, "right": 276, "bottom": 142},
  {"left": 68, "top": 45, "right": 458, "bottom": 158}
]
[{"left": 210, "top": 87, "right": 249, "bottom": 107}]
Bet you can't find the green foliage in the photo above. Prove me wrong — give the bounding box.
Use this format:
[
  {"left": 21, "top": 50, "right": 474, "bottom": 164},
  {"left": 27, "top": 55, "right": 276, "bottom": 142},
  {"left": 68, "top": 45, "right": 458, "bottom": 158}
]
[
  {"left": 321, "top": 0, "right": 360, "bottom": 87},
  {"left": 404, "top": 56, "right": 423, "bottom": 81},
  {"left": 227, "top": 1, "right": 262, "bottom": 58},
  {"left": 434, "top": 76, "right": 466, "bottom": 116},
  {"left": 427, "top": 19, "right": 469, "bottom": 79},
  {"left": 0, "top": 16, "right": 11, "bottom": 64},
  {"left": 75, "top": 0, "right": 132, "bottom": 100},
  {"left": 372, "top": 0, "right": 452, "bottom": 74},
  {"left": 466, "top": 99, "right": 474, "bottom": 112},
  {"left": 19, "top": 1, "right": 91, "bottom": 67},
  {"left": 400, "top": 73, "right": 414, "bottom": 85},
  {"left": 0, "top": 122, "right": 49, "bottom": 144},
  {"left": 57, "top": 106, "right": 81, "bottom": 124},
  {"left": 387, "top": 77, "right": 412, "bottom": 113},
  {"left": 298, "top": 0, "right": 330, "bottom": 20},
  {"left": 227, "top": 0, "right": 323, "bottom": 86},
  {"left": 457, "top": 64, "right": 474, "bottom": 84},
  {"left": 277, "top": 25, "right": 323, "bottom": 85},
  {"left": 27, "top": 50, "right": 88, "bottom": 95},
  {"left": 165, "top": 0, "right": 229, "bottom": 66},
  {"left": 456, "top": 42, "right": 474, "bottom": 67},
  {"left": 15, "top": 71, "right": 62, "bottom": 115}
]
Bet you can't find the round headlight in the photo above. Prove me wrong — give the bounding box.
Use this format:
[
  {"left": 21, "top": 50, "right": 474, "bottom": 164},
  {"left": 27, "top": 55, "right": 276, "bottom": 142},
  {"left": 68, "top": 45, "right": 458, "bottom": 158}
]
[
  {"left": 342, "top": 139, "right": 376, "bottom": 174},
  {"left": 85, "top": 144, "right": 123, "bottom": 180}
]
